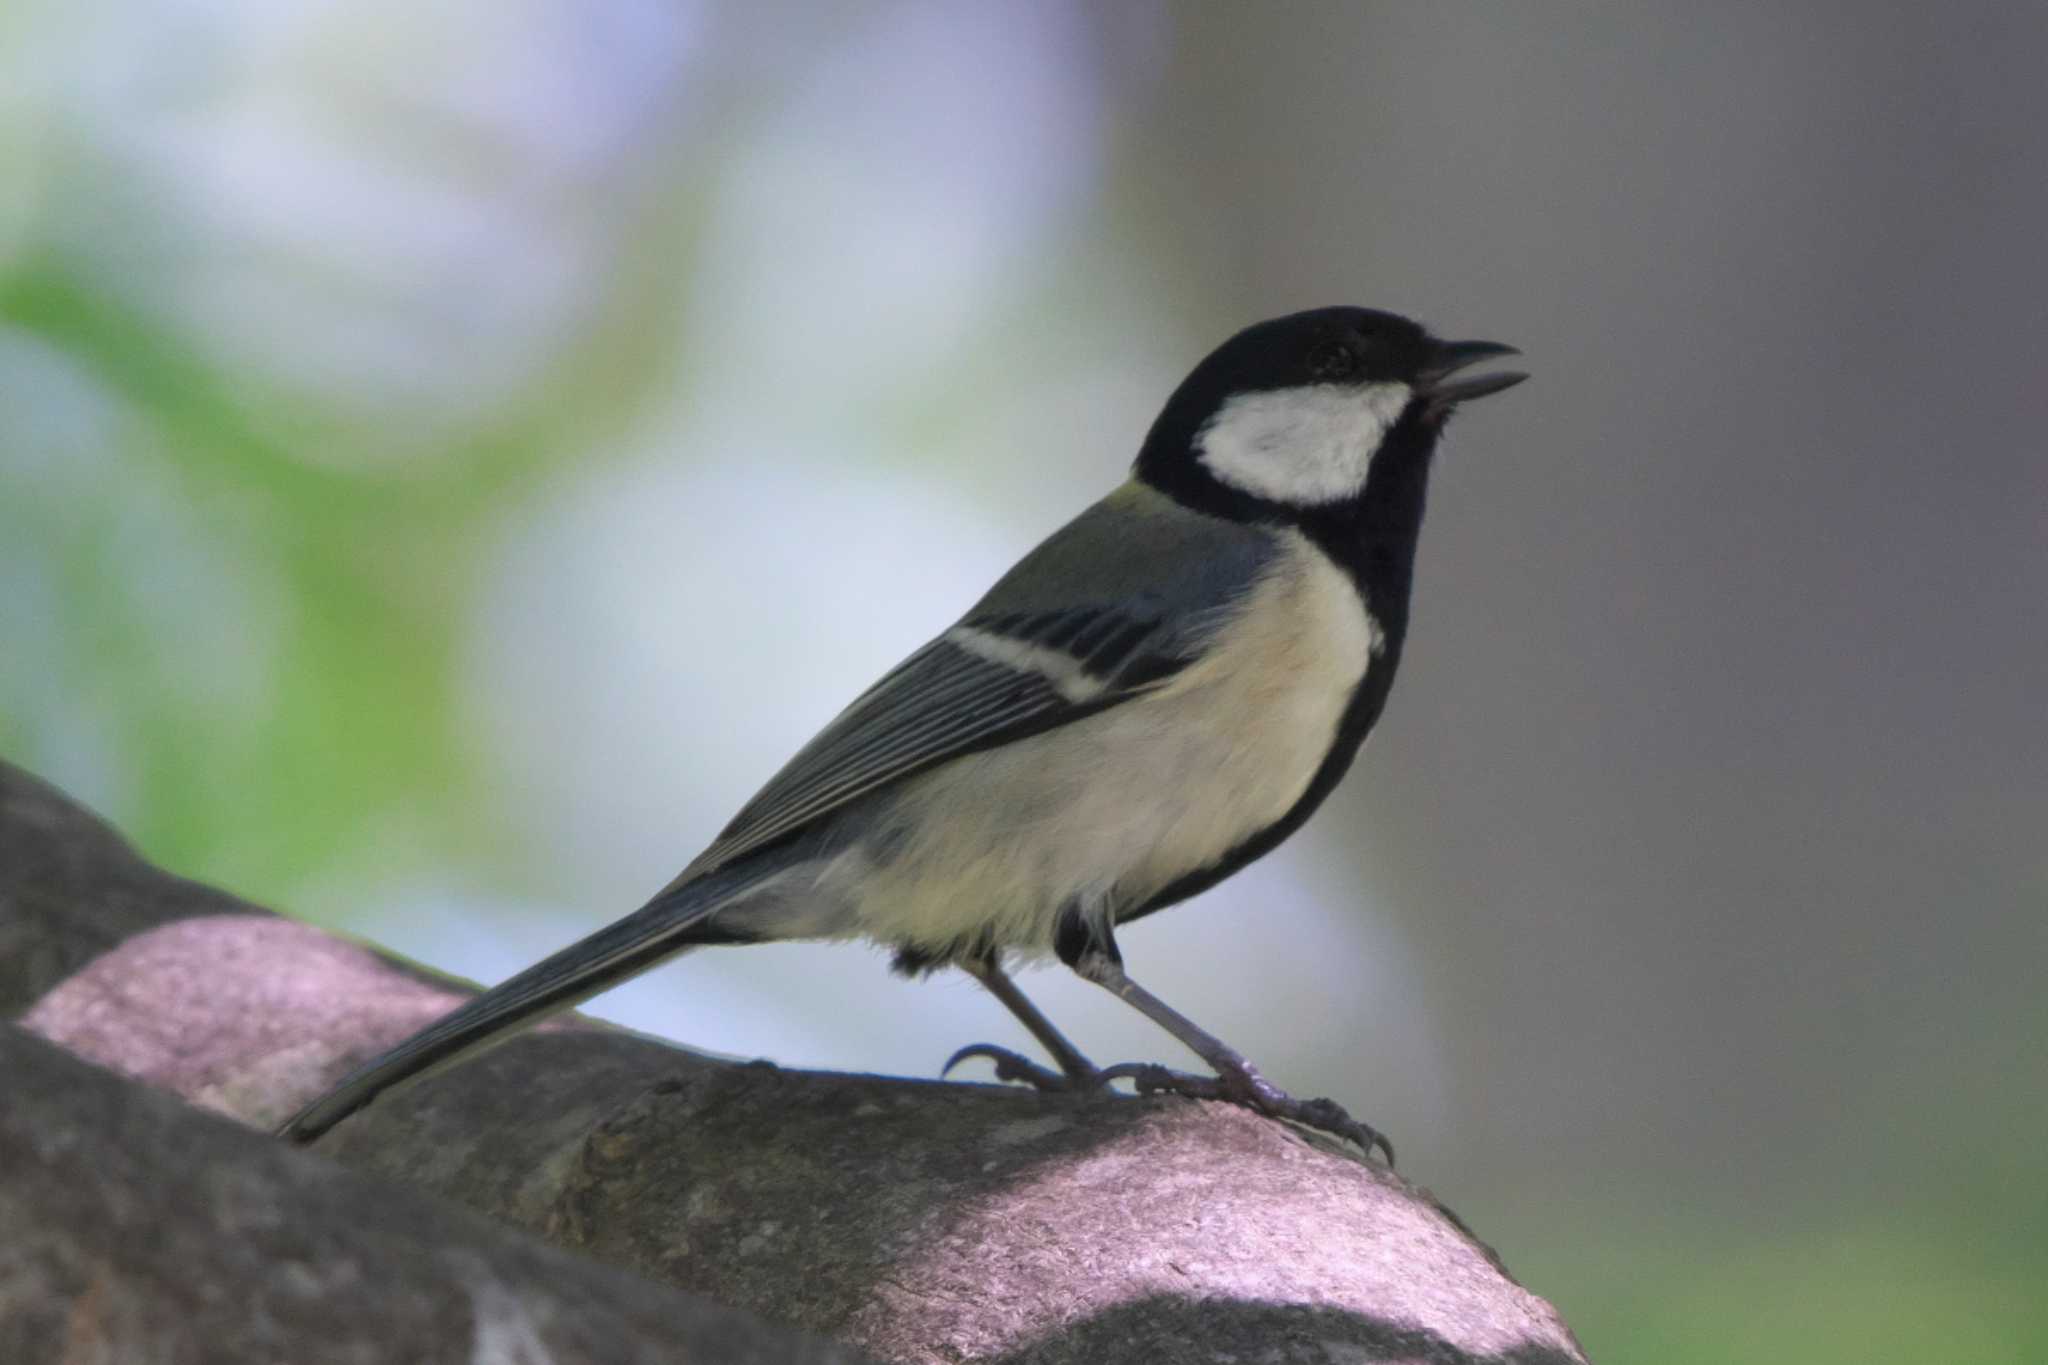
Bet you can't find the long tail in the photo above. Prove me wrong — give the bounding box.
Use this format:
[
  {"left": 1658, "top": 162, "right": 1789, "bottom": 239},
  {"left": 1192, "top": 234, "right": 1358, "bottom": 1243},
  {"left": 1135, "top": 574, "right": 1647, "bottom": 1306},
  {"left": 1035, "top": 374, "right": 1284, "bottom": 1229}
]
[{"left": 276, "top": 860, "right": 777, "bottom": 1143}]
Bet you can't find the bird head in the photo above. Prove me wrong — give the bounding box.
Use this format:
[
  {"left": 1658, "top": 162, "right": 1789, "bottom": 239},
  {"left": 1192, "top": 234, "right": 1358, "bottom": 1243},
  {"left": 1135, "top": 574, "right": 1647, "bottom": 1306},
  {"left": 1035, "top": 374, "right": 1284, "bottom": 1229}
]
[{"left": 1136, "top": 307, "right": 1525, "bottom": 517}]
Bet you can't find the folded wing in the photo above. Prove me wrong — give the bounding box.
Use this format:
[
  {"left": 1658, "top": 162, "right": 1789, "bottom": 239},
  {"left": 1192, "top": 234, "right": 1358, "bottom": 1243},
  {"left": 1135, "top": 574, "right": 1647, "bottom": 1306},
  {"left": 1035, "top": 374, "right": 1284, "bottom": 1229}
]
[{"left": 677, "top": 484, "right": 1277, "bottom": 881}]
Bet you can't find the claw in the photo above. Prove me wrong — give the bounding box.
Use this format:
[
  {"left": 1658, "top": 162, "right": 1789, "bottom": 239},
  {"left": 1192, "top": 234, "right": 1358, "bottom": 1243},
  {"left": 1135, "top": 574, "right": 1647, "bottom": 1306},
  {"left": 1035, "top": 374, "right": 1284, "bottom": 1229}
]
[
  {"left": 1095, "top": 1061, "right": 1180, "bottom": 1091},
  {"left": 941, "top": 1043, "right": 1001, "bottom": 1078},
  {"left": 1290, "top": 1096, "right": 1396, "bottom": 1167},
  {"left": 950, "top": 1047, "right": 1394, "bottom": 1164},
  {"left": 1100, "top": 1060, "right": 1394, "bottom": 1165},
  {"left": 942, "top": 1043, "right": 1077, "bottom": 1090}
]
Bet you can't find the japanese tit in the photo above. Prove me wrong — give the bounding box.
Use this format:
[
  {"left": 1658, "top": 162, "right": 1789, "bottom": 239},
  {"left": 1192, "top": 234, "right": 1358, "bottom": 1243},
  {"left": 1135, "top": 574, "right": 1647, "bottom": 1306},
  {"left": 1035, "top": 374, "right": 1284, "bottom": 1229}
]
[{"left": 279, "top": 306, "right": 1526, "bottom": 1159}]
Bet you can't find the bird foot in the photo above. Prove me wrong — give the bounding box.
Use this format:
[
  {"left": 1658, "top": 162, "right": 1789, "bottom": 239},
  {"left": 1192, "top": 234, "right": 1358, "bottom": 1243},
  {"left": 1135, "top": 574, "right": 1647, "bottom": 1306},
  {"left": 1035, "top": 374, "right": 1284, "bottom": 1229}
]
[
  {"left": 1098, "top": 1060, "right": 1395, "bottom": 1166},
  {"left": 946, "top": 1046, "right": 1392, "bottom": 1165},
  {"left": 942, "top": 1043, "right": 1105, "bottom": 1092}
]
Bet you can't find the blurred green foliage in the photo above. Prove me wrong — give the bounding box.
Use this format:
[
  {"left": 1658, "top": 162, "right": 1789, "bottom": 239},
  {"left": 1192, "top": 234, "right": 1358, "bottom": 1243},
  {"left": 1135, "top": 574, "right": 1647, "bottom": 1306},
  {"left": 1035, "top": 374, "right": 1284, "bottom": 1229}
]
[{"left": 5, "top": 263, "right": 486, "bottom": 899}]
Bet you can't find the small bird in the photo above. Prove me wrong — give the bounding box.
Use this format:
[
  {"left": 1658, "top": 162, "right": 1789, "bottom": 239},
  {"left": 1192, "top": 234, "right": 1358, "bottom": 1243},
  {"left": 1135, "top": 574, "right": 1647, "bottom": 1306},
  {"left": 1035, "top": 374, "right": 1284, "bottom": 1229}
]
[{"left": 278, "top": 307, "right": 1525, "bottom": 1159}]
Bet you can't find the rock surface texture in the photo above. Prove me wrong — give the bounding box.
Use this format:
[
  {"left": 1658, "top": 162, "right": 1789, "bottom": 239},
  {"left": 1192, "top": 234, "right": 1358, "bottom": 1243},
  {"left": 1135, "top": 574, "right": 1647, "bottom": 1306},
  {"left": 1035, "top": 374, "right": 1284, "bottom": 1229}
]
[{"left": 4, "top": 760, "right": 1588, "bottom": 1364}]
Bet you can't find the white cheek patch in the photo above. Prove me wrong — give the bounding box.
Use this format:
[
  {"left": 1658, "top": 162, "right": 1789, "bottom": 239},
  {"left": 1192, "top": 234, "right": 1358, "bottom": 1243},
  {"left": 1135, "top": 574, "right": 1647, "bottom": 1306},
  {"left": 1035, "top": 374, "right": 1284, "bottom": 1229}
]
[{"left": 1196, "top": 381, "right": 1412, "bottom": 505}]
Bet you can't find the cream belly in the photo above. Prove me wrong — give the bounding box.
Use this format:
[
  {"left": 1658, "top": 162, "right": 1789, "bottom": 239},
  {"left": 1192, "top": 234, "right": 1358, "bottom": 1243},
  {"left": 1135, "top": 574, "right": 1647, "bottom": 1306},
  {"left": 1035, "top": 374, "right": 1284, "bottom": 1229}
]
[{"left": 839, "top": 530, "right": 1380, "bottom": 957}]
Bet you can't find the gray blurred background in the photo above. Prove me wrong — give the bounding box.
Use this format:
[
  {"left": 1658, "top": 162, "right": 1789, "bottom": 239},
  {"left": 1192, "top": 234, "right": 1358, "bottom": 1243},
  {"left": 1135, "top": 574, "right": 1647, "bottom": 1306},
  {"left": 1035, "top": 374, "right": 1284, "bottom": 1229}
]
[{"left": 3, "top": 4, "right": 2043, "bottom": 1360}]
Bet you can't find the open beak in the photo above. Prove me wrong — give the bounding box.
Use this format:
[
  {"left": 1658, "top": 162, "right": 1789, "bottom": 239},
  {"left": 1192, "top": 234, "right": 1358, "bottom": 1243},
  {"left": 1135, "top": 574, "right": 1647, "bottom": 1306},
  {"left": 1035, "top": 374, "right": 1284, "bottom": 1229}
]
[{"left": 1421, "top": 339, "right": 1528, "bottom": 411}]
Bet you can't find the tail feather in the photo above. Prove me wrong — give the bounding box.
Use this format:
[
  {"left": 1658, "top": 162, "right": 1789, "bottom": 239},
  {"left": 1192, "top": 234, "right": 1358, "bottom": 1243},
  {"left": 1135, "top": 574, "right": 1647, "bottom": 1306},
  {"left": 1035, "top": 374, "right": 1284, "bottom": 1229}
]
[{"left": 276, "top": 862, "right": 774, "bottom": 1143}]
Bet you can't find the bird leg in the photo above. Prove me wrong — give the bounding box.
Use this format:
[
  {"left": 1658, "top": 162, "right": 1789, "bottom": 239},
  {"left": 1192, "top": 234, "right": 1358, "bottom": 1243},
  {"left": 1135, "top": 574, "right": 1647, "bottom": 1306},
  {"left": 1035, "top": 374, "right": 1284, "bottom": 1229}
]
[
  {"left": 1073, "top": 949, "right": 1395, "bottom": 1165},
  {"left": 944, "top": 953, "right": 1104, "bottom": 1090},
  {"left": 945, "top": 949, "right": 1394, "bottom": 1165}
]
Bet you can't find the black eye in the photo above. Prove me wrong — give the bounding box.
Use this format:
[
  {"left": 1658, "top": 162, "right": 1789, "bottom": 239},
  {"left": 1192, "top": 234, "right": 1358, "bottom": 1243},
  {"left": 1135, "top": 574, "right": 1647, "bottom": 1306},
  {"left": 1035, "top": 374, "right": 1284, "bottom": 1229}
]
[{"left": 1306, "top": 340, "right": 1356, "bottom": 381}]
